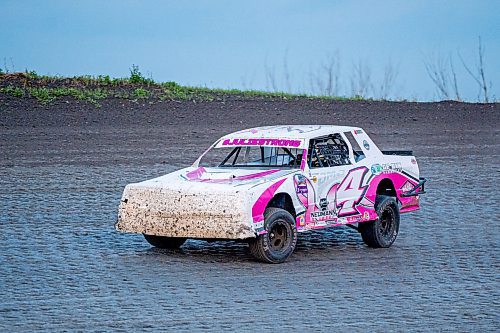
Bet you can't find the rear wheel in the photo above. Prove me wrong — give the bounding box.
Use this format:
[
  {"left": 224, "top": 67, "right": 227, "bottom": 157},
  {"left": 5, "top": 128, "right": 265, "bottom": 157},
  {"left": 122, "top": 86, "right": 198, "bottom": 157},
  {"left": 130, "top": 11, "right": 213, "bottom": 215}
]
[
  {"left": 359, "top": 195, "right": 400, "bottom": 248},
  {"left": 248, "top": 208, "right": 297, "bottom": 264},
  {"left": 143, "top": 234, "right": 187, "bottom": 249}
]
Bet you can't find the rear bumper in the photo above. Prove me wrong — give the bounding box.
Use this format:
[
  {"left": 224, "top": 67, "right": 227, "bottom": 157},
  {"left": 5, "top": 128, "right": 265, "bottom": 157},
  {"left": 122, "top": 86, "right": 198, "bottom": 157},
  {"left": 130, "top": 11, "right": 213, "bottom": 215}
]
[
  {"left": 115, "top": 185, "right": 256, "bottom": 239},
  {"left": 401, "top": 177, "right": 427, "bottom": 197}
]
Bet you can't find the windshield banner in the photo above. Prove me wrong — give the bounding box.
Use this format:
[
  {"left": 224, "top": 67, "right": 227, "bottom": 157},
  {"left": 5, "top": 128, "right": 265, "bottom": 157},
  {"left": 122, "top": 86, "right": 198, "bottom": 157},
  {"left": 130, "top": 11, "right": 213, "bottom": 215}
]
[{"left": 216, "top": 137, "right": 306, "bottom": 148}]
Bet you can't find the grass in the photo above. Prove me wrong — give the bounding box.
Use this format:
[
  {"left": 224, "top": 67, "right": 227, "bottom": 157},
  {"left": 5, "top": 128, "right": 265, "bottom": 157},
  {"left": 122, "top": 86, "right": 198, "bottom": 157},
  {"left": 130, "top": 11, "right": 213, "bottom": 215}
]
[
  {"left": 0, "top": 65, "right": 371, "bottom": 106},
  {"left": 129, "top": 65, "right": 154, "bottom": 85},
  {"left": 8, "top": 87, "right": 109, "bottom": 106},
  {"left": 132, "top": 87, "right": 150, "bottom": 99},
  {"left": 1, "top": 85, "right": 24, "bottom": 97}
]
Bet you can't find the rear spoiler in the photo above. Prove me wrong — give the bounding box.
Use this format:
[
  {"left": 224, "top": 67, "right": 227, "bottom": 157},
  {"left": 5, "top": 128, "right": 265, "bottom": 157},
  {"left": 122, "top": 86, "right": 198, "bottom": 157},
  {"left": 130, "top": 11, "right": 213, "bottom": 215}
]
[
  {"left": 354, "top": 150, "right": 414, "bottom": 156},
  {"left": 381, "top": 150, "right": 413, "bottom": 156}
]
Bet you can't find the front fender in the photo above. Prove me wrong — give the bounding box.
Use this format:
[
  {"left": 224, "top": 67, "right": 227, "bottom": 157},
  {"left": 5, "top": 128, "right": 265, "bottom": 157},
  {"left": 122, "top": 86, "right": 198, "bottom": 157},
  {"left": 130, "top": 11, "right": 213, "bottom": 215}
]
[{"left": 251, "top": 178, "right": 287, "bottom": 227}]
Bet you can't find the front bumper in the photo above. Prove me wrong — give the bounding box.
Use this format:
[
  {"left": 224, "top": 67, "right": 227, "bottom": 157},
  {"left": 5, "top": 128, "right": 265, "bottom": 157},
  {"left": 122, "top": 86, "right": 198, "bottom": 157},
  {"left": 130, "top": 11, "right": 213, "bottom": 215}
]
[{"left": 115, "top": 184, "right": 256, "bottom": 239}]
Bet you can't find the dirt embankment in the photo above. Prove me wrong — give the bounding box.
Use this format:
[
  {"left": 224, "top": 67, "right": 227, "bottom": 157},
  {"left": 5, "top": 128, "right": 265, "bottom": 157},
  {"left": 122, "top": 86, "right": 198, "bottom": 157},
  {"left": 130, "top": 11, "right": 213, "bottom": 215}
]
[
  {"left": 1, "top": 72, "right": 498, "bottom": 135},
  {"left": 1, "top": 73, "right": 498, "bottom": 168}
]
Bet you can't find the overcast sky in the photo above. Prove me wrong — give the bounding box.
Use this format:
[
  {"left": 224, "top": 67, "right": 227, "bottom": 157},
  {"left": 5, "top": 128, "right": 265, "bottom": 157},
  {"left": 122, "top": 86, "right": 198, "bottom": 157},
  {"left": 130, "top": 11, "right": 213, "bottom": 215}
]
[{"left": 1, "top": 0, "right": 498, "bottom": 101}]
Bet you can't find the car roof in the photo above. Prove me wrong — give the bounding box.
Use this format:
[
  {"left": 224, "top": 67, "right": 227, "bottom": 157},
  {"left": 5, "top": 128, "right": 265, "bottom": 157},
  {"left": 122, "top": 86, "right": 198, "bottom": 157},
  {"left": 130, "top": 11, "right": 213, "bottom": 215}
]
[{"left": 223, "top": 125, "right": 361, "bottom": 140}]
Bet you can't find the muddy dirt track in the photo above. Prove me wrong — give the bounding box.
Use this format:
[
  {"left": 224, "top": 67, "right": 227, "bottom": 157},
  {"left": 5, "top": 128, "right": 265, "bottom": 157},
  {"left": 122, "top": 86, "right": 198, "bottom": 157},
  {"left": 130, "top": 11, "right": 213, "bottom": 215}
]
[{"left": 1, "top": 95, "right": 499, "bottom": 332}]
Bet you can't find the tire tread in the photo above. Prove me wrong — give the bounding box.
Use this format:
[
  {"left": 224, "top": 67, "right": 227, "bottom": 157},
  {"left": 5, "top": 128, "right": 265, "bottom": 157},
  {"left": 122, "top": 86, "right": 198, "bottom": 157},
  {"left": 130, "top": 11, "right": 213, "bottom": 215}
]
[
  {"left": 359, "top": 195, "right": 400, "bottom": 248},
  {"left": 248, "top": 207, "right": 297, "bottom": 263}
]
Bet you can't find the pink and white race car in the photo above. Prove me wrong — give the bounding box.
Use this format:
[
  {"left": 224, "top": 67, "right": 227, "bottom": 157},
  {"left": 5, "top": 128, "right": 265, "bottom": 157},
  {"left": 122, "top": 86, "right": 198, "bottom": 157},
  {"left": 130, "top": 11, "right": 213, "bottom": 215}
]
[{"left": 116, "top": 125, "right": 426, "bottom": 263}]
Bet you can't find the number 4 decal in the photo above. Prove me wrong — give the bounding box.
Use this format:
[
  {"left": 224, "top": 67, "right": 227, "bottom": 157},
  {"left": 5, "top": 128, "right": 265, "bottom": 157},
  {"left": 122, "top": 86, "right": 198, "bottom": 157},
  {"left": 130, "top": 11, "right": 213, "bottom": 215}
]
[{"left": 336, "top": 167, "right": 369, "bottom": 216}]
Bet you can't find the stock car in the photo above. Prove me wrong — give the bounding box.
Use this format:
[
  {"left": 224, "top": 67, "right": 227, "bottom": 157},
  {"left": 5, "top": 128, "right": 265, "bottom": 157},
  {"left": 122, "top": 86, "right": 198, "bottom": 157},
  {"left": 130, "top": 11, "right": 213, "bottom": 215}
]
[{"left": 116, "top": 125, "right": 426, "bottom": 263}]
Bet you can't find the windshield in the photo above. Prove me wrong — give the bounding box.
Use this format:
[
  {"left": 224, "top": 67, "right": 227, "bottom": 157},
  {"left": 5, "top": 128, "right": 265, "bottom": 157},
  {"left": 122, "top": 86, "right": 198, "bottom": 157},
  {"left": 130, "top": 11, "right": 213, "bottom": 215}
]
[{"left": 200, "top": 146, "right": 303, "bottom": 168}]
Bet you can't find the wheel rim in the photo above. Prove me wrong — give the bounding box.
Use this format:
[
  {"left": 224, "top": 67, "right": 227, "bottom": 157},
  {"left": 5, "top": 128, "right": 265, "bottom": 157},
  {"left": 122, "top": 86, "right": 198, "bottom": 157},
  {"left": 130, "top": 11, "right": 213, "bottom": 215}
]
[
  {"left": 379, "top": 206, "right": 395, "bottom": 238},
  {"left": 268, "top": 220, "right": 291, "bottom": 252}
]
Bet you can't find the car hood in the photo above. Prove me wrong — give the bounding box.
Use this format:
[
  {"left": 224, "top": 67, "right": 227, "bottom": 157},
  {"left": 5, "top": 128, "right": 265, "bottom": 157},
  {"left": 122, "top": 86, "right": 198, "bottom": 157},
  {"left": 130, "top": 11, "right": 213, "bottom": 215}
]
[{"left": 131, "top": 166, "right": 297, "bottom": 192}]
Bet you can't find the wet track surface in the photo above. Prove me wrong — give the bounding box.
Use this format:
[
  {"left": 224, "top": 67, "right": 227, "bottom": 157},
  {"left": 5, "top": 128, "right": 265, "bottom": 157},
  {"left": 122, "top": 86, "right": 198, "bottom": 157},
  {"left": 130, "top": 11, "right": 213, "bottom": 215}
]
[{"left": 1, "top": 99, "right": 499, "bottom": 331}]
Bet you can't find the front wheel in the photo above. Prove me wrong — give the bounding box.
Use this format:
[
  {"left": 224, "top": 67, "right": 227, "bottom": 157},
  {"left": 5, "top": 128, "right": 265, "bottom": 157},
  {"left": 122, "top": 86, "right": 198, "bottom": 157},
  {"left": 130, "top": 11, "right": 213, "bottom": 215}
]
[
  {"left": 143, "top": 234, "right": 187, "bottom": 249},
  {"left": 359, "top": 195, "right": 400, "bottom": 248},
  {"left": 248, "top": 208, "right": 298, "bottom": 264}
]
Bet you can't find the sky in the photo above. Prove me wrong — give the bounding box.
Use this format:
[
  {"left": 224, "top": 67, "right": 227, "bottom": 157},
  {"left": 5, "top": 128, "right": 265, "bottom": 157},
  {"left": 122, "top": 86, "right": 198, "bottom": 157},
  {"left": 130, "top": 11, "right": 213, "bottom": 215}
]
[{"left": 1, "top": 0, "right": 499, "bottom": 101}]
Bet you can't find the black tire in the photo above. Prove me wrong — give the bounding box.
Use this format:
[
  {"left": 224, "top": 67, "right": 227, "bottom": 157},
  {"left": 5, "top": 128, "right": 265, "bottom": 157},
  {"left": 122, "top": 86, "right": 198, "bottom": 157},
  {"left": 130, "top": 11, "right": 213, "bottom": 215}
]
[
  {"left": 143, "top": 234, "right": 187, "bottom": 249},
  {"left": 359, "top": 195, "right": 400, "bottom": 248},
  {"left": 248, "top": 207, "right": 297, "bottom": 264}
]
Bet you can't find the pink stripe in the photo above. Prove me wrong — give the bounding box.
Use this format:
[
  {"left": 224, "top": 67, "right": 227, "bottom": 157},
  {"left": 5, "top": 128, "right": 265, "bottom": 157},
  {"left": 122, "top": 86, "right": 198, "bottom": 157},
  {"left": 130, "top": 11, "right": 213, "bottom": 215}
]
[
  {"left": 300, "top": 149, "right": 308, "bottom": 170},
  {"left": 185, "top": 168, "right": 280, "bottom": 183},
  {"left": 234, "top": 169, "right": 280, "bottom": 181},
  {"left": 251, "top": 178, "right": 287, "bottom": 222},
  {"left": 185, "top": 167, "right": 206, "bottom": 180}
]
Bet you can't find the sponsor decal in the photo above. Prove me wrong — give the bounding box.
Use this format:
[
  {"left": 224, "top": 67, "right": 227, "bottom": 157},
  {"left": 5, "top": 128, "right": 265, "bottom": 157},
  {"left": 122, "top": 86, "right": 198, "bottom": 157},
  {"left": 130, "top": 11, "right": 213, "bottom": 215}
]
[
  {"left": 382, "top": 162, "right": 402, "bottom": 173},
  {"left": 347, "top": 215, "right": 363, "bottom": 223},
  {"left": 253, "top": 221, "right": 264, "bottom": 229},
  {"left": 354, "top": 129, "right": 363, "bottom": 135},
  {"left": 371, "top": 162, "right": 402, "bottom": 175},
  {"left": 337, "top": 217, "right": 348, "bottom": 225},
  {"left": 294, "top": 174, "right": 308, "bottom": 195},
  {"left": 319, "top": 198, "right": 329, "bottom": 210},
  {"left": 310, "top": 210, "right": 336, "bottom": 223},
  {"left": 298, "top": 215, "right": 305, "bottom": 226},
  {"left": 400, "top": 180, "right": 414, "bottom": 193},
  {"left": 363, "top": 140, "right": 370, "bottom": 150},
  {"left": 222, "top": 138, "right": 302, "bottom": 147},
  {"left": 371, "top": 164, "right": 383, "bottom": 175},
  {"left": 311, "top": 210, "right": 336, "bottom": 218},
  {"left": 363, "top": 211, "right": 370, "bottom": 220},
  {"left": 312, "top": 175, "right": 318, "bottom": 183}
]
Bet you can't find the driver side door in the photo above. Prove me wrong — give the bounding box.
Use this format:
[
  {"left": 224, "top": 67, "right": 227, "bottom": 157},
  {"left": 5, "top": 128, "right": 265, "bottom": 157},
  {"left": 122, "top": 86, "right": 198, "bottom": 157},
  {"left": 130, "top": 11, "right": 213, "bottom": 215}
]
[{"left": 305, "top": 133, "right": 364, "bottom": 226}]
